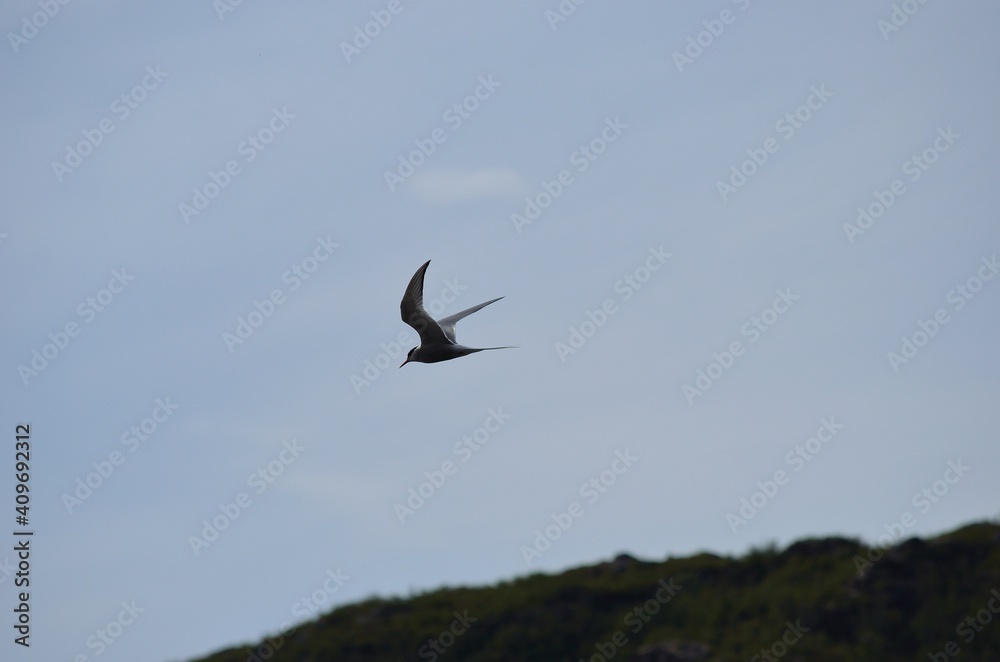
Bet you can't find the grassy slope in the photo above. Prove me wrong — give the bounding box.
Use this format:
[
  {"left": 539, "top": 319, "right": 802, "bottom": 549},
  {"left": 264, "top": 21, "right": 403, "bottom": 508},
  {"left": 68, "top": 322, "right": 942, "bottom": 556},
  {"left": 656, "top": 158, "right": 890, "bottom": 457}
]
[{"left": 191, "top": 521, "right": 1000, "bottom": 661}]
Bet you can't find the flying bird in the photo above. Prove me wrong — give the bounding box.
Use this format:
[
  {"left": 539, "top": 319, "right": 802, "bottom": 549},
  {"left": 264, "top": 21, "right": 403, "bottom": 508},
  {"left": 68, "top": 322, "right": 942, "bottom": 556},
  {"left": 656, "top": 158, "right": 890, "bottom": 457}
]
[{"left": 399, "top": 260, "right": 513, "bottom": 367}]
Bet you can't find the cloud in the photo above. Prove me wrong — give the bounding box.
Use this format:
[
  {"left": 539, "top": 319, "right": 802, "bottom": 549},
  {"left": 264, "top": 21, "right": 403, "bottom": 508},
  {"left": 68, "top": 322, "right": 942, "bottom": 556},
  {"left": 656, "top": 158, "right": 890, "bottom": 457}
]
[{"left": 408, "top": 168, "right": 527, "bottom": 203}]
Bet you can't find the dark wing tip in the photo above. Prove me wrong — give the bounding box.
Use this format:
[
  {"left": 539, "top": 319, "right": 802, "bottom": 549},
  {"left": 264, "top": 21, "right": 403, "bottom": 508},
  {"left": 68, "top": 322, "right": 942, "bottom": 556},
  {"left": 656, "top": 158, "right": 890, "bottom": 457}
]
[{"left": 401, "top": 259, "right": 433, "bottom": 323}]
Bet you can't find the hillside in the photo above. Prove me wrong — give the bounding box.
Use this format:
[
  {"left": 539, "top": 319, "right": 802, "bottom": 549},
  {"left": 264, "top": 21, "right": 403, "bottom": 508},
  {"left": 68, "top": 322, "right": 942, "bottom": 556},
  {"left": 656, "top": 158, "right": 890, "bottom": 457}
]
[{"left": 191, "top": 521, "right": 1000, "bottom": 661}]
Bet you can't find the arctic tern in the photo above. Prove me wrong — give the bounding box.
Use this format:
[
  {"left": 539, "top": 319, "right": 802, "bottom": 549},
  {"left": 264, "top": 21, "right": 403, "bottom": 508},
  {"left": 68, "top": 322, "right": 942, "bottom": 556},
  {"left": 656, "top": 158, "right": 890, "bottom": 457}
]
[{"left": 399, "top": 260, "right": 512, "bottom": 367}]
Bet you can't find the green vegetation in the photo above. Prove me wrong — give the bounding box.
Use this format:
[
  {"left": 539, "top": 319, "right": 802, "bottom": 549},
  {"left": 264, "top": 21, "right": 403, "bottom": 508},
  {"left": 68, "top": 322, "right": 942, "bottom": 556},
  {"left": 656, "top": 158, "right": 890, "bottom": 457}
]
[{"left": 191, "top": 521, "right": 1000, "bottom": 661}]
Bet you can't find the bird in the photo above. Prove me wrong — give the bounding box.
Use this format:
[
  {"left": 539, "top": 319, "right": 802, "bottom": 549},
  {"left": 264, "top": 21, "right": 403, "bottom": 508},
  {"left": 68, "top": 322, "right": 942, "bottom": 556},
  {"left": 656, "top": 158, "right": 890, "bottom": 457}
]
[{"left": 399, "top": 260, "right": 513, "bottom": 367}]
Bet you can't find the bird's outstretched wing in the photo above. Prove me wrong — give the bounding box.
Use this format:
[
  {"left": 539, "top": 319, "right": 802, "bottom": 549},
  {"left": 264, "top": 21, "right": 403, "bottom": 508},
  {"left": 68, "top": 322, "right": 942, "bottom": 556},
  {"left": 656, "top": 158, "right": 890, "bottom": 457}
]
[
  {"left": 437, "top": 297, "right": 504, "bottom": 343},
  {"left": 400, "top": 260, "right": 450, "bottom": 345}
]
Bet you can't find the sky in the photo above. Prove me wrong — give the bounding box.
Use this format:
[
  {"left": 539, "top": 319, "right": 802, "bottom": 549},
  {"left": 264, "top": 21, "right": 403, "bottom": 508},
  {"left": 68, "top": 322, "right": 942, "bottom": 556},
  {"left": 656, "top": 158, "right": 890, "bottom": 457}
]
[{"left": 2, "top": 1, "right": 999, "bottom": 660}]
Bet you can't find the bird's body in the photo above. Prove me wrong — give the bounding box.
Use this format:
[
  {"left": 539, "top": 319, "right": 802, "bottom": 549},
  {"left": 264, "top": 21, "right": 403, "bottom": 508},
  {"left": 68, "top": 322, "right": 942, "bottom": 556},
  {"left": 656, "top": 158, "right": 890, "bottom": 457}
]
[{"left": 399, "top": 260, "right": 512, "bottom": 367}]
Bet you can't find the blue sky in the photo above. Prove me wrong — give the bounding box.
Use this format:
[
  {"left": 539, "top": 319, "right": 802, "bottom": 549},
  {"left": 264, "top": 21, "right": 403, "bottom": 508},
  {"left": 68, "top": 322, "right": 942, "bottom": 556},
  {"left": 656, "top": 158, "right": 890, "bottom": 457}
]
[{"left": 2, "top": 1, "right": 999, "bottom": 660}]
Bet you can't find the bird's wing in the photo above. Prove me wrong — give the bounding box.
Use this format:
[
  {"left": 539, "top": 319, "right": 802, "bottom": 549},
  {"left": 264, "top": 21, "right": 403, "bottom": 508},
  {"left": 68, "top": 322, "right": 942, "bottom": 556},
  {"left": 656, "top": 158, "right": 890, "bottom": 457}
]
[
  {"left": 437, "top": 297, "right": 504, "bottom": 343},
  {"left": 400, "top": 260, "right": 450, "bottom": 345}
]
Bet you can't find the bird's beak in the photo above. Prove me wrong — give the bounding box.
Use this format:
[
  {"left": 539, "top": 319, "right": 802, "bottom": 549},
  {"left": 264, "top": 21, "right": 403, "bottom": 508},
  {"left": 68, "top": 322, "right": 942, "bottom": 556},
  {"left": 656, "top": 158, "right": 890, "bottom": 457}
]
[{"left": 399, "top": 358, "right": 409, "bottom": 368}]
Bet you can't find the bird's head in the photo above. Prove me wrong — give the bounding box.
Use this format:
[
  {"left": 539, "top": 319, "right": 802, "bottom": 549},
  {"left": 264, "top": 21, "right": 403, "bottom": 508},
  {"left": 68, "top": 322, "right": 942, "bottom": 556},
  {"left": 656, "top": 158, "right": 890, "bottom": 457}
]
[{"left": 400, "top": 347, "right": 417, "bottom": 368}]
